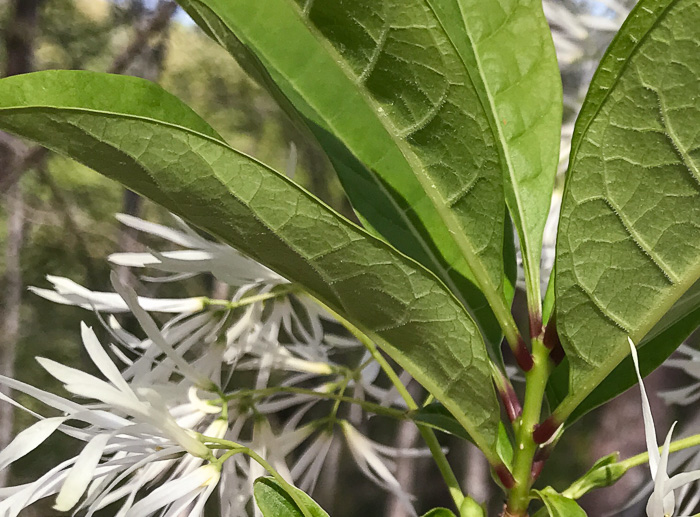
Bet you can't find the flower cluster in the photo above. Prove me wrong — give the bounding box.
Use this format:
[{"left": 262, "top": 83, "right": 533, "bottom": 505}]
[{"left": 0, "top": 214, "right": 428, "bottom": 516}]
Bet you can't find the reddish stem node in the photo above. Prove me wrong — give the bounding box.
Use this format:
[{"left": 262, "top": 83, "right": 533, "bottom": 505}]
[
  {"left": 495, "top": 463, "right": 516, "bottom": 490},
  {"left": 530, "top": 445, "right": 551, "bottom": 481},
  {"left": 533, "top": 416, "right": 560, "bottom": 444},
  {"left": 529, "top": 312, "right": 543, "bottom": 340},
  {"left": 514, "top": 338, "right": 534, "bottom": 372},
  {"left": 550, "top": 342, "right": 565, "bottom": 365},
  {"left": 542, "top": 314, "right": 558, "bottom": 350},
  {"left": 500, "top": 381, "right": 523, "bottom": 423}
]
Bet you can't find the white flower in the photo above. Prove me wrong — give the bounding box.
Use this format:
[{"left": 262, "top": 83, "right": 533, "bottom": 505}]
[
  {"left": 0, "top": 323, "right": 228, "bottom": 516},
  {"left": 629, "top": 338, "right": 700, "bottom": 517},
  {"left": 544, "top": 0, "right": 627, "bottom": 67},
  {"left": 30, "top": 275, "right": 205, "bottom": 313},
  {"left": 341, "top": 420, "right": 433, "bottom": 517},
  {"left": 109, "top": 213, "right": 284, "bottom": 288},
  {"left": 124, "top": 463, "right": 221, "bottom": 517}
]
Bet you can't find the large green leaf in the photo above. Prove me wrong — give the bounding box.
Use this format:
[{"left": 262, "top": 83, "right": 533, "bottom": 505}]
[
  {"left": 254, "top": 477, "right": 329, "bottom": 517},
  {"left": 425, "top": 0, "right": 562, "bottom": 316},
  {"left": 175, "top": 0, "right": 520, "bottom": 348},
  {"left": 0, "top": 70, "right": 502, "bottom": 460},
  {"left": 554, "top": 0, "right": 700, "bottom": 420}
]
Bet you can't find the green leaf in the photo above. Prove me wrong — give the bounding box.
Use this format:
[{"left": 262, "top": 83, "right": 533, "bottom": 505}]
[
  {"left": 425, "top": 0, "right": 562, "bottom": 313},
  {"left": 421, "top": 509, "right": 457, "bottom": 517},
  {"left": 554, "top": 0, "right": 700, "bottom": 420},
  {"left": 458, "top": 498, "right": 486, "bottom": 517},
  {"left": 533, "top": 487, "right": 587, "bottom": 517},
  {"left": 547, "top": 281, "right": 700, "bottom": 420},
  {"left": 0, "top": 70, "right": 502, "bottom": 460},
  {"left": 561, "top": 453, "right": 628, "bottom": 500},
  {"left": 175, "top": 0, "right": 520, "bottom": 348},
  {"left": 254, "top": 477, "right": 329, "bottom": 517}
]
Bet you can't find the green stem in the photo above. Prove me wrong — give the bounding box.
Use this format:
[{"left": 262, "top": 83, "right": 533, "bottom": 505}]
[
  {"left": 203, "top": 284, "right": 298, "bottom": 310},
  {"left": 522, "top": 252, "right": 543, "bottom": 335},
  {"left": 507, "top": 338, "right": 552, "bottom": 515},
  {"left": 618, "top": 432, "right": 700, "bottom": 471},
  {"left": 301, "top": 294, "right": 466, "bottom": 509},
  {"left": 222, "top": 385, "right": 409, "bottom": 420},
  {"left": 357, "top": 329, "right": 466, "bottom": 509}
]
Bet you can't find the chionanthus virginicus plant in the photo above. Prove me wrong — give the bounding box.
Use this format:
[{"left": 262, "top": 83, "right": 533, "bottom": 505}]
[{"left": 0, "top": 0, "right": 698, "bottom": 516}]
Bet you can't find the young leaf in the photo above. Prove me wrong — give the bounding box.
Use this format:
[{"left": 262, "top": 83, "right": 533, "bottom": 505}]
[
  {"left": 533, "top": 487, "right": 587, "bottom": 517},
  {"left": 0, "top": 70, "right": 502, "bottom": 460},
  {"left": 554, "top": 0, "right": 700, "bottom": 421},
  {"left": 459, "top": 497, "right": 486, "bottom": 517},
  {"left": 254, "top": 477, "right": 329, "bottom": 517},
  {"left": 425, "top": 0, "right": 562, "bottom": 320},
  {"left": 561, "top": 453, "right": 628, "bottom": 500},
  {"left": 175, "top": 0, "right": 521, "bottom": 350},
  {"left": 421, "top": 509, "right": 457, "bottom": 517}
]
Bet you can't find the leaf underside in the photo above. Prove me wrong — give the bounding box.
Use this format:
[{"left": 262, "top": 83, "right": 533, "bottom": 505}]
[
  {"left": 425, "top": 0, "right": 562, "bottom": 305},
  {"left": 548, "top": 280, "right": 700, "bottom": 421},
  {"left": 176, "top": 0, "right": 523, "bottom": 349},
  {"left": 555, "top": 0, "right": 700, "bottom": 416},
  {"left": 0, "top": 70, "right": 502, "bottom": 459}
]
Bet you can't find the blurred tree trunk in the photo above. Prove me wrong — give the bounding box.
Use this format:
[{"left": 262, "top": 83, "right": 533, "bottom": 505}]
[
  {"left": 0, "top": 0, "right": 41, "bottom": 488},
  {"left": 114, "top": 0, "right": 176, "bottom": 286}
]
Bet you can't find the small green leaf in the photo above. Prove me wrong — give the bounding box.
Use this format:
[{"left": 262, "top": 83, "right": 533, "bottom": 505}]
[
  {"left": 458, "top": 497, "right": 485, "bottom": 517},
  {"left": 254, "top": 477, "right": 329, "bottom": 517},
  {"left": 422, "top": 509, "right": 457, "bottom": 517},
  {"left": 533, "top": 487, "right": 587, "bottom": 517},
  {"left": 412, "top": 403, "right": 472, "bottom": 441},
  {"left": 555, "top": 0, "right": 700, "bottom": 419},
  {"left": 0, "top": 70, "right": 502, "bottom": 460},
  {"left": 175, "top": 0, "right": 520, "bottom": 349},
  {"left": 561, "top": 453, "right": 628, "bottom": 500}
]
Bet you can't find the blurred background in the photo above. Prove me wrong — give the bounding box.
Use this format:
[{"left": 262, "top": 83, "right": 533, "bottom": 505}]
[{"left": 0, "top": 0, "right": 697, "bottom": 516}]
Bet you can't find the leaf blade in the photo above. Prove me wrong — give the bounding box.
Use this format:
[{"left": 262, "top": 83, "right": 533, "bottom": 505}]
[
  {"left": 175, "top": 0, "right": 519, "bottom": 347},
  {"left": 554, "top": 0, "right": 700, "bottom": 419},
  {"left": 534, "top": 487, "right": 587, "bottom": 517},
  {"left": 425, "top": 0, "right": 562, "bottom": 315},
  {"left": 0, "top": 70, "right": 503, "bottom": 459}
]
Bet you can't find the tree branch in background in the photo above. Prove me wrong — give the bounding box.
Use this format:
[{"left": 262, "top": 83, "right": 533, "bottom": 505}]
[
  {"left": 108, "top": 0, "right": 177, "bottom": 75},
  {"left": 35, "top": 163, "right": 100, "bottom": 286}
]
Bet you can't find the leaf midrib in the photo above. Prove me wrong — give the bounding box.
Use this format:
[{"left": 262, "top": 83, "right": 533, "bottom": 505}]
[{"left": 433, "top": 1, "right": 546, "bottom": 297}]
